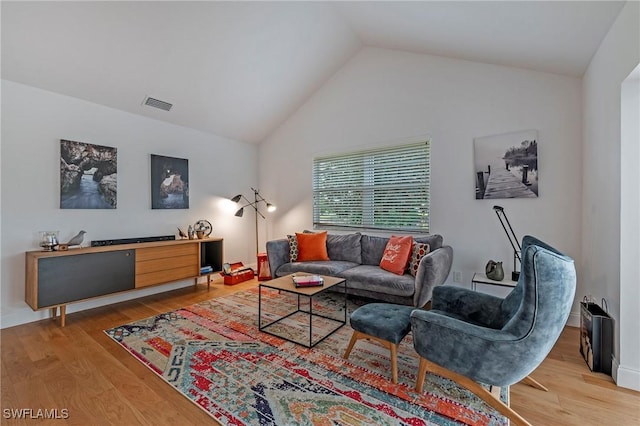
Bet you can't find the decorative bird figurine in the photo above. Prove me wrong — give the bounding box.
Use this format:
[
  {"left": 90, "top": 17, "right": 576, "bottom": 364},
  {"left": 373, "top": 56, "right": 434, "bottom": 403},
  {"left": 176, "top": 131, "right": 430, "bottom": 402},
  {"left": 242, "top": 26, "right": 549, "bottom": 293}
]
[
  {"left": 178, "top": 227, "right": 188, "bottom": 239},
  {"left": 67, "top": 230, "right": 86, "bottom": 246}
]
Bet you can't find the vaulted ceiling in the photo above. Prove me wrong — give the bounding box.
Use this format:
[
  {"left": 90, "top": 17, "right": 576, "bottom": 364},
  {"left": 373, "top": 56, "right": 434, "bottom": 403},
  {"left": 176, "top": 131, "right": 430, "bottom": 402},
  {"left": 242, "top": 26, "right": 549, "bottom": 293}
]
[{"left": 1, "top": 1, "right": 625, "bottom": 144}]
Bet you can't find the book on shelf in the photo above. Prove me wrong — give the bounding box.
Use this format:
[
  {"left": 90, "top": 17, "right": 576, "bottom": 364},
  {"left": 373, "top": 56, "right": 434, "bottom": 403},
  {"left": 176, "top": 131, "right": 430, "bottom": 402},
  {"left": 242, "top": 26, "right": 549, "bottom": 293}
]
[
  {"left": 292, "top": 275, "right": 324, "bottom": 287},
  {"left": 200, "top": 266, "right": 213, "bottom": 274}
]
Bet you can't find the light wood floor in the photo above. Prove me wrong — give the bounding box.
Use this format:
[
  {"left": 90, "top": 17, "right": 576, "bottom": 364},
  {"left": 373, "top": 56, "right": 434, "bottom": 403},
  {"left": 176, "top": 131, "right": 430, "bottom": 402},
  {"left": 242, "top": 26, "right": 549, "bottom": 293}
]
[{"left": 2, "top": 278, "right": 639, "bottom": 425}]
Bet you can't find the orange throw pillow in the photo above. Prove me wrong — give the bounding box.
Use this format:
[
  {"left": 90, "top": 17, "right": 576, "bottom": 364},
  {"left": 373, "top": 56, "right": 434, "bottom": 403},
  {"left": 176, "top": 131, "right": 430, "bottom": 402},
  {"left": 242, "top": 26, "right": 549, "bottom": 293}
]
[
  {"left": 295, "top": 231, "right": 329, "bottom": 261},
  {"left": 379, "top": 235, "right": 413, "bottom": 275}
]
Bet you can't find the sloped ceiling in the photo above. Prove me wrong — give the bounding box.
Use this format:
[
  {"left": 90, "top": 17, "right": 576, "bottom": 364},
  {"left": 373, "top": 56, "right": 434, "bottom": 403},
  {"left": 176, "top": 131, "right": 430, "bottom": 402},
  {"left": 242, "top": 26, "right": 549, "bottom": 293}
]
[{"left": 1, "top": 1, "right": 625, "bottom": 144}]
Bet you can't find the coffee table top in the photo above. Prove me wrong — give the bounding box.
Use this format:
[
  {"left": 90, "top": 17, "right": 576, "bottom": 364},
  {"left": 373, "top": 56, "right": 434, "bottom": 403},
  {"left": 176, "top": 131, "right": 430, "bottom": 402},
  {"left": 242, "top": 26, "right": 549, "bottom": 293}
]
[{"left": 259, "top": 273, "right": 345, "bottom": 296}]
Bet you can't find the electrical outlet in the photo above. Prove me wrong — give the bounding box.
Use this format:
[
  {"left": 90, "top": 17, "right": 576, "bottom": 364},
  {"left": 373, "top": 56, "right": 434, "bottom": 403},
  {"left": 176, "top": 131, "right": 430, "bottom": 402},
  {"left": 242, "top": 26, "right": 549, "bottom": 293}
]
[{"left": 453, "top": 271, "right": 463, "bottom": 283}]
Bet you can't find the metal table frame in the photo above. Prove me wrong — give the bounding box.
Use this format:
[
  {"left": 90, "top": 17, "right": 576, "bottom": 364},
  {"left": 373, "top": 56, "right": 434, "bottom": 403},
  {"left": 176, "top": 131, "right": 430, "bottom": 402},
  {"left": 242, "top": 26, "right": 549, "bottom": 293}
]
[{"left": 258, "top": 277, "right": 347, "bottom": 348}]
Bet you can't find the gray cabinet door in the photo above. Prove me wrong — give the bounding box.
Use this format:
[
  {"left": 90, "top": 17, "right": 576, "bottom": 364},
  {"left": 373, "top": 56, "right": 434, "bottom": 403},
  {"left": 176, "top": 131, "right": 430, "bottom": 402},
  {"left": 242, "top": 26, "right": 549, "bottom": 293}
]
[{"left": 38, "top": 250, "right": 135, "bottom": 307}]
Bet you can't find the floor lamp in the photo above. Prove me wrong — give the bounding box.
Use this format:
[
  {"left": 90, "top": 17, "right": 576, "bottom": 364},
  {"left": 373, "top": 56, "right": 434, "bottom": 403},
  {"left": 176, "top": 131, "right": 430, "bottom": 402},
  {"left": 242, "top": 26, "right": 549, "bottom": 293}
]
[
  {"left": 231, "top": 188, "right": 276, "bottom": 277},
  {"left": 493, "top": 205, "right": 522, "bottom": 281}
]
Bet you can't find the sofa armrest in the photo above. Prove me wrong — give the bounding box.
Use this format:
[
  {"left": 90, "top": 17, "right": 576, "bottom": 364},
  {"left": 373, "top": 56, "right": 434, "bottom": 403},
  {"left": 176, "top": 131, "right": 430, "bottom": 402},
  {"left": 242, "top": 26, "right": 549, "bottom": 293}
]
[
  {"left": 266, "top": 239, "right": 290, "bottom": 278},
  {"left": 412, "top": 245, "right": 453, "bottom": 307}
]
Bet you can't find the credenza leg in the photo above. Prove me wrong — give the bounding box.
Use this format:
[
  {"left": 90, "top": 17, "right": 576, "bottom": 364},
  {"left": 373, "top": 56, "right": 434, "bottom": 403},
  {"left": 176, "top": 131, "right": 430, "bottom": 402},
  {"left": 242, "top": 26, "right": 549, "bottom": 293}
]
[
  {"left": 60, "top": 305, "right": 66, "bottom": 327},
  {"left": 194, "top": 274, "right": 212, "bottom": 289},
  {"left": 50, "top": 305, "right": 66, "bottom": 326}
]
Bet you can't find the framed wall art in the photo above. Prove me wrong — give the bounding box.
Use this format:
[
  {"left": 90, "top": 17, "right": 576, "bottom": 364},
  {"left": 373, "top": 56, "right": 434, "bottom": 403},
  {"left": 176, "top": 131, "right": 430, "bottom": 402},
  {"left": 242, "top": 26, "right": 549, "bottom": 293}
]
[
  {"left": 60, "top": 139, "right": 117, "bottom": 209},
  {"left": 474, "top": 130, "right": 538, "bottom": 200},
  {"left": 150, "top": 154, "right": 189, "bottom": 209}
]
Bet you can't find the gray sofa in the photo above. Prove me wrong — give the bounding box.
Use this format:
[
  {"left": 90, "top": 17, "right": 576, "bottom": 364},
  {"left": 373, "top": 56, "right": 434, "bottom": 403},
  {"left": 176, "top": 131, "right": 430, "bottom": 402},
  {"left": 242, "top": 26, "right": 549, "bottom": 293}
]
[{"left": 266, "top": 233, "right": 453, "bottom": 308}]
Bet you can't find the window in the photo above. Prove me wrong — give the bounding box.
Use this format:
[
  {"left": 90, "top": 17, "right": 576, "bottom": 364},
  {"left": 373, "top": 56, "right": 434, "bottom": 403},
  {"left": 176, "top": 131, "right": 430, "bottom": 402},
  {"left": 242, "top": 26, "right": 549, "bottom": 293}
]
[{"left": 313, "top": 141, "right": 430, "bottom": 232}]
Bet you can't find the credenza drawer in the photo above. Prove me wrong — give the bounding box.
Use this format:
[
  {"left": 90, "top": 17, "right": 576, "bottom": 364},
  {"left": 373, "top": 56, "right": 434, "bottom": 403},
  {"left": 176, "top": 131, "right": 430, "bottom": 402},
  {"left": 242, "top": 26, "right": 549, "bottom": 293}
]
[
  {"left": 136, "top": 254, "right": 198, "bottom": 275},
  {"left": 136, "top": 244, "right": 197, "bottom": 261},
  {"left": 135, "top": 246, "right": 199, "bottom": 288},
  {"left": 135, "top": 264, "right": 199, "bottom": 288}
]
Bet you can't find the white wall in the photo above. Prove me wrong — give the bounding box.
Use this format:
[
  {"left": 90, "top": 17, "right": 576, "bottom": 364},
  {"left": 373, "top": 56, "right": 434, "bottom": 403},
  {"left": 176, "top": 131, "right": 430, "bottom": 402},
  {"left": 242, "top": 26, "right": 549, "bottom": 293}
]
[
  {"left": 1, "top": 80, "right": 260, "bottom": 328},
  {"left": 259, "top": 47, "right": 583, "bottom": 307},
  {"left": 583, "top": 1, "right": 640, "bottom": 391},
  {"left": 620, "top": 70, "right": 640, "bottom": 391}
]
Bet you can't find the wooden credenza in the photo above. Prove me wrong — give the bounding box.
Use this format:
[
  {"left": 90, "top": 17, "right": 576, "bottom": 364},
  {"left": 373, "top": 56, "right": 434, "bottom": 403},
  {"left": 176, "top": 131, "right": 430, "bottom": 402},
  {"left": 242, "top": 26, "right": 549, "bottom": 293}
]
[{"left": 25, "top": 238, "right": 223, "bottom": 326}]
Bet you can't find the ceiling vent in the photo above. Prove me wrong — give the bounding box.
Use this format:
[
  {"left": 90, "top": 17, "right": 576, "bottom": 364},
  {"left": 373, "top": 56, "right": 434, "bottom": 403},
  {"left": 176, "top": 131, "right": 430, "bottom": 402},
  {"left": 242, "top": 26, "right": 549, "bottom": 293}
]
[{"left": 142, "top": 96, "right": 172, "bottom": 112}]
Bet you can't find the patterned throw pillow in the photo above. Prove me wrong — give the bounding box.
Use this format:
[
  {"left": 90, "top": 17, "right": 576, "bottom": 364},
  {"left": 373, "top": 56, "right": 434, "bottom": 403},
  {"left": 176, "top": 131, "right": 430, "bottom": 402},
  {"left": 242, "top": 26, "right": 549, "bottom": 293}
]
[
  {"left": 408, "top": 242, "right": 430, "bottom": 276},
  {"left": 379, "top": 235, "right": 413, "bottom": 275},
  {"left": 287, "top": 235, "right": 299, "bottom": 262}
]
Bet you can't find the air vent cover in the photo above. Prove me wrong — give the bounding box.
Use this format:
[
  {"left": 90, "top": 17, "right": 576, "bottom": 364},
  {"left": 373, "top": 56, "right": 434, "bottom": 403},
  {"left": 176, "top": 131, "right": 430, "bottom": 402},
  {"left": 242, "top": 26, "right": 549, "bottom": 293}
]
[{"left": 142, "top": 96, "right": 172, "bottom": 111}]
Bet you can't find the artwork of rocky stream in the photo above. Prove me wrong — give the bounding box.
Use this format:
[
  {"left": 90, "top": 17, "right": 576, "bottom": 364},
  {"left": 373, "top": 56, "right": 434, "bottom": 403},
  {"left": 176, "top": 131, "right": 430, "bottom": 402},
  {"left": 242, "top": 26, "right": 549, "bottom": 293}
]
[{"left": 60, "top": 139, "right": 117, "bottom": 209}]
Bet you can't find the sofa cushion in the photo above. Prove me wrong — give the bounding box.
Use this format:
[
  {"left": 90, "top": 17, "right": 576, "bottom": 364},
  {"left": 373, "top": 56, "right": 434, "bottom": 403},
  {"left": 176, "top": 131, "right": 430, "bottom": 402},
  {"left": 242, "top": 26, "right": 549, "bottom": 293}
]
[
  {"left": 361, "top": 235, "right": 390, "bottom": 265},
  {"left": 296, "top": 231, "right": 329, "bottom": 261},
  {"left": 415, "top": 234, "right": 443, "bottom": 251},
  {"left": 339, "top": 265, "right": 415, "bottom": 297},
  {"left": 379, "top": 235, "right": 413, "bottom": 275},
  {"left": 275, "top": 260, "right": 359, "bottom": 277},
  {"left": 408, "top": 242, "right": 431, "bottom": 276},
  {"left": 326, "top": 233, "right": 362, "bottom": 264}
]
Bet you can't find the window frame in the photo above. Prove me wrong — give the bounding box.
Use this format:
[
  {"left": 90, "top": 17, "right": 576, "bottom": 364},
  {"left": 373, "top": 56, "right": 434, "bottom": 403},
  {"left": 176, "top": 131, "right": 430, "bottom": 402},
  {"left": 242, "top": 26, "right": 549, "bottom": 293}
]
[{"left": 312, "top": 141, "right": 431, "bottom": 233}]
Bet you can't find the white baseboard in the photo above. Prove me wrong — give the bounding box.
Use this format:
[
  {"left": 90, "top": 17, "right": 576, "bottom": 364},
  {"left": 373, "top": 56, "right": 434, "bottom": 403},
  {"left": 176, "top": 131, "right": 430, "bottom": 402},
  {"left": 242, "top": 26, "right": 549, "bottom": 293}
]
[
  {"left": 567, "top": 310, "right": 580, "bottom": 327},
  {"left": 614, "top": 355, "right": 640, "bottom": 391},
  {"left": 1, "top": 310, "right": 48, "bottom": 330},
  {"left": 1, "top": 279, "right": 196, "bottom": 329}
]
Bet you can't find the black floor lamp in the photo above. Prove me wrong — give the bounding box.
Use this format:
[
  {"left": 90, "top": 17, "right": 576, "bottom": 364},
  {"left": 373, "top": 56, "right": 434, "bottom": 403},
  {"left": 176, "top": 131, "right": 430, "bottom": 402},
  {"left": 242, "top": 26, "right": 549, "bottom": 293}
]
[
  {"left": 231, "top": 187, "right": 276, "bottom": 258},
  {"left": 493, "top": 205, "right": 522, "bottom": 281}
]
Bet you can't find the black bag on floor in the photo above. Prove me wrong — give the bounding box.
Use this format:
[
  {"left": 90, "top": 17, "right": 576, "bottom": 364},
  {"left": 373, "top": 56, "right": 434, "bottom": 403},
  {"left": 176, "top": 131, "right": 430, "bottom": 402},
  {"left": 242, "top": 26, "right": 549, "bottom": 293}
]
[{"left": 579, "top": 297, "right": 613, "bottom": 375}]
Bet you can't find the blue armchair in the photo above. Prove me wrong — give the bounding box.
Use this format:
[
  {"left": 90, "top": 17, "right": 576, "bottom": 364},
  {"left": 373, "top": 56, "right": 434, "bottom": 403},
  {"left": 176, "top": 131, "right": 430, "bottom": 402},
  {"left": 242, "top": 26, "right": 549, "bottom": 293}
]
[{"left": 411, "top": 235, "right": 576, "bottom": 426}]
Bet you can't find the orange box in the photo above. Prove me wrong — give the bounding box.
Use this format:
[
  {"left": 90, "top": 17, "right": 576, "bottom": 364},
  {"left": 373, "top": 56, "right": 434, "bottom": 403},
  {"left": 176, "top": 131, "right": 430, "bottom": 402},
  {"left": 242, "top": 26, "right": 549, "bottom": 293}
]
[{"left": 221, "top": 262, "right": 254, "bottom": 285}]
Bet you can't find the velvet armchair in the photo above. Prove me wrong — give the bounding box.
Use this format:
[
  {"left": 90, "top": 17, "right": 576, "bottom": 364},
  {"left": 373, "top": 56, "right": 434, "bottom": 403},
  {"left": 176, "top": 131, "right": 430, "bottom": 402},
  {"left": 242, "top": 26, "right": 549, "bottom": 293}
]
[{"left": 411, "top": 235, "right": 576, "bottom": 426}]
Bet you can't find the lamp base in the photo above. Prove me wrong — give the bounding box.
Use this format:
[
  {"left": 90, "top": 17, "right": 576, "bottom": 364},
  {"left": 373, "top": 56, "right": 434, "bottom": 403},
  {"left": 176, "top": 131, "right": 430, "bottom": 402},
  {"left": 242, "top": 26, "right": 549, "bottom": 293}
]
[{"left": 512, "top": 271, "right": 520, "bottom": 281}]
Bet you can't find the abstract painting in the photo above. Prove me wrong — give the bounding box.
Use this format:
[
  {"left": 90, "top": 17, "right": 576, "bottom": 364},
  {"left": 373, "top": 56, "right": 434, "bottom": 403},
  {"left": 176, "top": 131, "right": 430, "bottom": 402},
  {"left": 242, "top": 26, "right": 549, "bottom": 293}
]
[
  {"left": 151, "top": 154, "right": 189, "bottom": 209},
  {"left": 474, "top": 130, "right": 538, "bottom": 199},
  {"left": 60, "top": 139, "right": 117, "bottom": 209}
]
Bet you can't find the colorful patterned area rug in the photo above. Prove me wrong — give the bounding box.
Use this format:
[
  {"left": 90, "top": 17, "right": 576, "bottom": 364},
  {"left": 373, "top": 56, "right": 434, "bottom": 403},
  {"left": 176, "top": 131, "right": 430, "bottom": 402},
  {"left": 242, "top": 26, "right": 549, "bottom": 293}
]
[{"left": 105, "top": 288, "right": 508, "bottom": 425}]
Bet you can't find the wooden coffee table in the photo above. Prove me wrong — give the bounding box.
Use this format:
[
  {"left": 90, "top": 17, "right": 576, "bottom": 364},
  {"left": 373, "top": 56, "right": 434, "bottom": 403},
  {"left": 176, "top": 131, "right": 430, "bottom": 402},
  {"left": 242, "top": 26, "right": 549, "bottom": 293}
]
[{"left": 258, "top": 273, "right": 347, "bottom": 348}]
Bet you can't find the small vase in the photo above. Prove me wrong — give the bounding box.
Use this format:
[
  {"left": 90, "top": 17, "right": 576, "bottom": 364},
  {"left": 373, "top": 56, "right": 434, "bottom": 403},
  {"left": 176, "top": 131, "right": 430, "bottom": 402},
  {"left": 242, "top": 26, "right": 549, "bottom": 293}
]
[
  {"left": 485, "top": 260, "right": 504, "bottom": 281},
  {"left": 39, "top": 231, "right": 59, "bottom": 251}
]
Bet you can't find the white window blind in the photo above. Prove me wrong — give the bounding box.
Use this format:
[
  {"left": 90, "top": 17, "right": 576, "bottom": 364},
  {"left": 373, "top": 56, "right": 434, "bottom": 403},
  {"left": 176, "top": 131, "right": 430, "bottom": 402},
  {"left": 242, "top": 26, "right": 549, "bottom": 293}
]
[{"left": 313, "top": 141, "right": 430, "bottom": 232}]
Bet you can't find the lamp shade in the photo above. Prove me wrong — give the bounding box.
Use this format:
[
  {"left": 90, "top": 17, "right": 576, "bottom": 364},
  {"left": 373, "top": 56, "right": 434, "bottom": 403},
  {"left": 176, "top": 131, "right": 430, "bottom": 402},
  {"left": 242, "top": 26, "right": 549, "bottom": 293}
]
[
  {"left": 231, "top": 194, "right": 242, "bottom": 203},
  {"left": 234, "top": 207, "right": 244, "bottom": 217}
]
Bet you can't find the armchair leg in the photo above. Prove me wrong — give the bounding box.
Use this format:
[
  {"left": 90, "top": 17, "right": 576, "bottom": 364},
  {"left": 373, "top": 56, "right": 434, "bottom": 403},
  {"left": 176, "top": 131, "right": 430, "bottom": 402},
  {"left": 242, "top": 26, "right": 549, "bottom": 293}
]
[
  {"left": 416, "top": 357, "right": 429, "bottom": 393},
  {"left": 521, "top": 375, "right": 548, "bottom": 391},
  {"left": 416, "top": 357, "right": 532, "bottom": 426}
]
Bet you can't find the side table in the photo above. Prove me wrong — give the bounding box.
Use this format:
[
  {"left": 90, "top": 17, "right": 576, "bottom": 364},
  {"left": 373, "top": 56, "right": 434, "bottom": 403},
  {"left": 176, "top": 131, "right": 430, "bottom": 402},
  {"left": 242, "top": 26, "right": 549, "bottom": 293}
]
[{"left": 471, "top": 272, "right": 517, "bottom": 291}]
